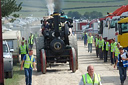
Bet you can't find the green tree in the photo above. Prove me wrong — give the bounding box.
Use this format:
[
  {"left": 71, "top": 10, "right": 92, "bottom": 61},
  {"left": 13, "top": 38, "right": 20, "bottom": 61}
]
[
  {"left": 1, "top": 0, "right": 22, "bottom": 17},
  {"left": 67, "top": 11, "right": 73, "bottom": 18},
  {"left": 83, "top": 12, "right": 90, "bottom": 19},
  {"left": 98, "top": 12, "right": 103, "bottom": 17},
  {"left": 84, "top": 11, "right": 103, "bottom": 19},
  {"left": 67, "top": 11, "right": 82, "bottom": 19},
  {"left": 90, "top": 11, "right": 98, "bottom": 19}
]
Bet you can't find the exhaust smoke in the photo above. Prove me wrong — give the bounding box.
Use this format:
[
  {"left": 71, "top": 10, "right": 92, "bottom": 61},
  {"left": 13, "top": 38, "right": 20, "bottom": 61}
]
[
  {"left": 45, "top": 0, "right": 63, "bottom": 15},
  {"left": 54, "top": 0, "right": 62, "bottom": 12},
  {"left": 45, "top": 0, "right": 55, "bottom": 15}
]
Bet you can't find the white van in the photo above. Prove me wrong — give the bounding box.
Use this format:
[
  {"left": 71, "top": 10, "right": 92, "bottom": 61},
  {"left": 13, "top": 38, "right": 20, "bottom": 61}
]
[
  {"left": 3, "top": 30, "right": 21, "bottom": 64},
  {"left": 3, "top": 41, "right": 13, "bottom": 78}
]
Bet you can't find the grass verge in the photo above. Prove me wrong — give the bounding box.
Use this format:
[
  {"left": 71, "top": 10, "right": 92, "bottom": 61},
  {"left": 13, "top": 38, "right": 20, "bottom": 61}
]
[{"left": 5, "top": 63, "right": 24, "bottom": 85}]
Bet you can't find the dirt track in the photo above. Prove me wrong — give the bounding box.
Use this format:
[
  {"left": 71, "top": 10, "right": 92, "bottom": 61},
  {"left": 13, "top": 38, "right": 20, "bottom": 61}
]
[{"left": 19, "top": 40, "right": 128, "bottom": 85}]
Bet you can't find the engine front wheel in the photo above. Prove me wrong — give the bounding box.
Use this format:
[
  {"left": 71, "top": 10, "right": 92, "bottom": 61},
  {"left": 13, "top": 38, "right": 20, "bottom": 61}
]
[{"left": 70, "top": 47, "right": 77, "bottom": 72}]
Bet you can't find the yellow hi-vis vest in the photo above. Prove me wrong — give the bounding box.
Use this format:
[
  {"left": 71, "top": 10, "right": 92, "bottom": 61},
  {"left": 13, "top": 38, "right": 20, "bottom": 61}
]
[
  {"left": 25, "top": 44, "right": 29, "bottom": 50},
  {"left": 111, "top": 42, "right": 117, "bottom": 52},
  {"left": 111, "top": 43, "right": 113, "bottom": 52},
  {"left": 99, "top": 39, "right": 104, "bottom": 49},
  {"left": 106, "top": 42, "right": 109, "bottom": 51},
  {"left": 86, "top": 33, "right": 88, "bottom": 37},
  {"left": 29, "top": 38, "right": 33, "bottom": 44},
  {"left": 115, "top": 46, "right": 120, "bottom": 57},
  {"left": 96, "top": 38, "right": 99, "bottom": 47},
  {"left": 82, "top": 73, "right": 101, "bottom": 85},
  {"left": 102, "top": 42, "right": 109, "bottom": 51},
  {"left": 88, "top": 36, "right": 93, "bottom": 44},
  {"left": 20, "top": 45, "right": 27, "bottom": 54},
  {"left": 21, "top": 40, "right": 25, "bottom": 43},
  {"left": 24, "top": 54, "right": 34, "bottom": 68},
  {"left": 31, "top": 34, "right": 34, "bottom": 39}
]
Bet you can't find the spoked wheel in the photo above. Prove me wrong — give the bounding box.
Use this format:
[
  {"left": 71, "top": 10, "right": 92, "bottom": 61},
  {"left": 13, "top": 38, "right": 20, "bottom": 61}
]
[
  {"left": 40, "top": 49, "right": 46, "bottom": 74},
  {"left": 69, "top": 35, "right": 78, "bottom": 70},
  {"left": 70, "top": 47, "right": 77, "bottom": 72}
]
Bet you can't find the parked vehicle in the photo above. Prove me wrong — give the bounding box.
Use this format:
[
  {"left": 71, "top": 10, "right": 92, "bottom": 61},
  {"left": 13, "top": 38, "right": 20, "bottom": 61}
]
[
  {"left": 99, "top": 5, "right": 128, "bottom": 42},
  {"left": 118, "top": 17, "right": 128, "bottom": 50},
  {"left": 3, "top": 30, "right": 21, "bottom": 64},
  {"left": 3, "top": 41, "right": 13, "bottom": 78}
]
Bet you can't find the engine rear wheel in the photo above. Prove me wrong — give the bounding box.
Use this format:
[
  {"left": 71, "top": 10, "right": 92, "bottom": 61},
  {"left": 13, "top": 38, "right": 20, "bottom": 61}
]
[
  {"left": 36, "top": 36, "right": 44, "bottom": 72},
  {"left": 40, "top": 49, "right": 47, "bottom": 74},
  {"left": 70, "top": 47, "right": 76, "bottom": 72}
]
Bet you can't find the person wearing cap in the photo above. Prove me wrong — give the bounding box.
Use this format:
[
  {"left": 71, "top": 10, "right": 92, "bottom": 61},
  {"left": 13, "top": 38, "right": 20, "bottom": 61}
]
[
  {"left": 79, "top": 65, "right": 102, "bottom": 85},
  {"left": 114, "top": 46, "right": 128, "bottom": 85},
  {"left": 102, "top": 39, "right": 110, "bottom": 62}
]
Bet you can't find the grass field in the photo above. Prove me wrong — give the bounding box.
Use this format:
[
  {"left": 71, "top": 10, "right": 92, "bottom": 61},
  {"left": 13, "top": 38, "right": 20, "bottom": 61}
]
[
  {"left": 64, "top": 7, "right": 119, "bottom": 16},
  {"left": 16, "top": 0, "right": 128, "bottom": 17},
  {"left": 5, "top": 64, "right": 24, "bottom": 85},
  {"left": 65, "top": 0, "right": 118, "bottom": 1}
]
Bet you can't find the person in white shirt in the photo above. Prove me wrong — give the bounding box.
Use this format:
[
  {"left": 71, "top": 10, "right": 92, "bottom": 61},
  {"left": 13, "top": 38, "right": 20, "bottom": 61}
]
[{"left": 114, "top": 46, "right": 128, "bottom": 85}]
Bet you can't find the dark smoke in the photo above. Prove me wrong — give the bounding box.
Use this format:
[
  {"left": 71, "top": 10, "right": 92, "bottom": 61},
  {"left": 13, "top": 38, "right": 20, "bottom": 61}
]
[{"left": 54, "top": 0, "right": 63, "bottom": 12}]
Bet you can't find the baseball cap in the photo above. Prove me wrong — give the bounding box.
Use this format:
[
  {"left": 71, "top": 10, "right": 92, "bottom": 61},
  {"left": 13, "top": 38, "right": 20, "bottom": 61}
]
[{"left": 119, "top": 46, "right": 123, "bottom": 50}]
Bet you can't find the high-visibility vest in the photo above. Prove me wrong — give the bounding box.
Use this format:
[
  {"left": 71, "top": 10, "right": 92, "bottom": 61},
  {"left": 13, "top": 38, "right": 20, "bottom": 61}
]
[
  {"left": 31, "top": 34, "right": 34, "bottom": 40},
  {"left": 21, "top": 40, "right": 25, "bottom": 43},
  {"left": 20, "top": 45, "right": 27, "bottom": 54},
  {"left": 111, "top": 42, "right": 117, "bottom": 52},
  {"left": 103, "top": 42, "right": 109, "bottom": 51},
  {"left": 25, "top": 44, "right": 29, "bottom": 50},
  {"left": 111, "top": 43, "right": 114, "bottom": 52},
  {"left": 96, "top": 38, "right": 99, "bottom": 47},
  {"left": 113, "top": 42, "right": 117, "bottom": 50},
  {"left": 88, "top": 36, "right": 93, "bottom": 44},
  {"left": 99, "top": 39, "right": 104, "bottom": 49},
  {"left": 82, "top": 73, "right": 101, "bottom": 85},
  {"left": 86, "top": 33, "right": 88, "bottom": 37},
  {"left": 24, "top": 54, "right": 34, "bottom": 68},
  {"left": 102, "top": 42, "right": 109, "bottom": 51},
  {"left": 28, "top": 38, "right": 33, "bottom": 44},
  {"left": 117, "top": 53, "right": 128, "bottom": 67},
  {"left": 106, "top": 42, "right": 109, "bottom": 51},
  {"left": 102, "top": 42, "right": 104, "bottom": 51},
  {"left": 115, "top": 46, "right": 120, "bottom": 57}
]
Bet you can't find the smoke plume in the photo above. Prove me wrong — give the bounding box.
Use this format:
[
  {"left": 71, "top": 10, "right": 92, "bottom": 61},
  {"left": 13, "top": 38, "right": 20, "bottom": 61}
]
[
  {"left": 45, "top": 0, "right": 63, "bottom": 15},
  {"left": 54, "top": 0, "right": 62, "bottom": 12},
  {"left": 45, "top": 0, "right": 55, "bottom": 15}
]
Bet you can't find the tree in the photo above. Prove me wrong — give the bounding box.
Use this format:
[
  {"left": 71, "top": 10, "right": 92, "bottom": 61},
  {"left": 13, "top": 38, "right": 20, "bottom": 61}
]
[
  {"left": 84, "top": 11, "right": 103, "bottom": 19},
  {"left": 1, "top": 0, "right": 22, "bottom": 17},
  {"left": 67, "top": 11, "right": 73, "bottom": 18},
  {"left": 67, "top": 11, "right": 82, "bottom": 19},
  {"left": 84, "top": 12, "right": 90, "bottom": 19}
]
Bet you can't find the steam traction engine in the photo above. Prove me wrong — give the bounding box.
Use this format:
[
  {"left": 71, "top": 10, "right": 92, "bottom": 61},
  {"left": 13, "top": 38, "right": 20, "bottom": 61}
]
[{"left": 36, "top": 13, "right": 78, "bottom": 73}]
